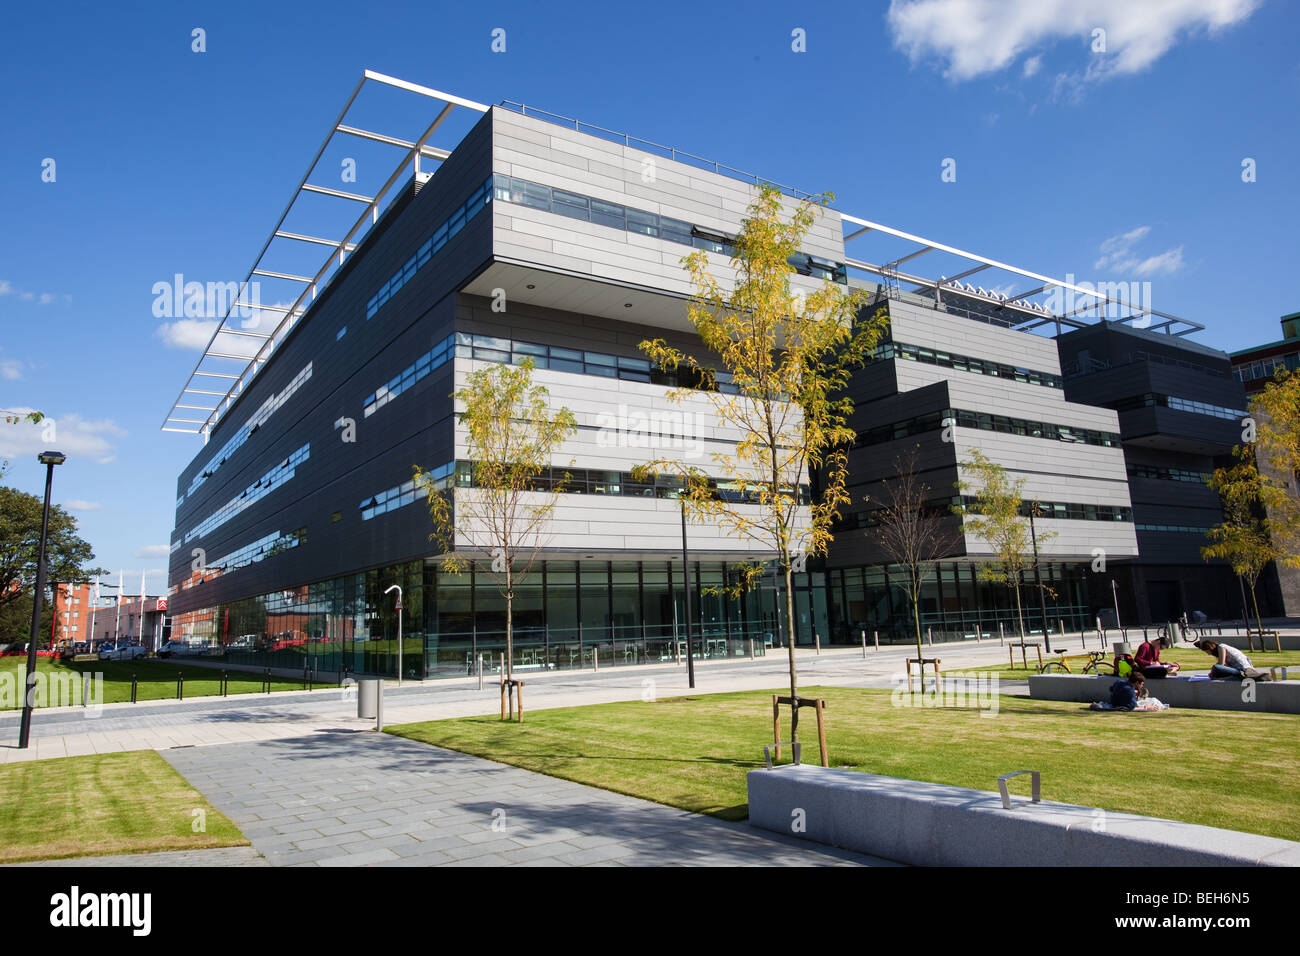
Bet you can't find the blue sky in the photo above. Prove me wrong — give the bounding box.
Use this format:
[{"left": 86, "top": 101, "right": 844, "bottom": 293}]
[{"left": 1, "top": 0, "right": 1297, "bottom": 589}]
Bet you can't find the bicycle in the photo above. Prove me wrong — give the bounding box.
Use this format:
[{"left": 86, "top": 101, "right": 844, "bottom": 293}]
[{"left": 1038, "top": 650, "right": 1116, "bottom": 675}]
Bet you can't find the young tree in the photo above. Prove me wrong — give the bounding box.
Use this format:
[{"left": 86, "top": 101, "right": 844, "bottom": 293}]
[
  {"left": 0, "top": 486, "right": 103, "bottom": 623},
  {"left": 872, "top": 446, "right": 964, "bottom": 665},
  {"left": 1203, "top": 459, "right": 1280, "bottom": 636},
  {"left": 1, "top": 410, "right": 45, "bottom": 482},
  {"left": 1248, "top": 368, "right": 1300, "bottom": 562},
  {"left": 957, "top": 451, "right": 1054, "bottom": 639},
  {"left": 637, "top": 184, "right": 888, "bottom": 742},
  {"left": 414, "top": 358, "right": 576, "bottom": 694}
]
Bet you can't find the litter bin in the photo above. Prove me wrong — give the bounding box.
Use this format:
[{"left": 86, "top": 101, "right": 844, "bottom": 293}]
[{"left": 357, "top": 678, "right": 382, "bottom": 719}]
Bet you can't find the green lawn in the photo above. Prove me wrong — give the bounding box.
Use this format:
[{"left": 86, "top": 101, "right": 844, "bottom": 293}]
[
  {"left": 0, "top": 656, "right": 310, "bottom": 709},
  {"left": 0, "top": 750, "right": 248, "bottom": 863},
  {"left": 974, "top": 646, "right": 1300, "bottom": 681},
  {"left": 387, "top": 686, "right": 1300, "bottom": 839}
]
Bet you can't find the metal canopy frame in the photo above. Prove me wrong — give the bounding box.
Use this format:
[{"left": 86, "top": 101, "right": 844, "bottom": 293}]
[
  {"left": 161, "top": 71, "right": 488, "bottom": 437},
  {"left": 839, "top": 213, "right": 1204, "bottom": 338}
]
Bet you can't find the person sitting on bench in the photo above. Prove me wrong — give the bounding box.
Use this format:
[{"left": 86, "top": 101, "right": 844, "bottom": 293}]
[
  {"left": 1134, "top": 634, "right": 1179, "bottom": 678},
  {"left": 1195, "top": 639, "right": 1252, "bottom": 680}
]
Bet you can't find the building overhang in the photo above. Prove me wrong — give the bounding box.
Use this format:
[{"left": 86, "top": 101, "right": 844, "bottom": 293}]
[{"left": 461, "top": 259, "right": 698, "bottom": 334}]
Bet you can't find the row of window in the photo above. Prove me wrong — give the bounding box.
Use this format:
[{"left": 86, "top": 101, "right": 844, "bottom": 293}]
[
  {"left": 361, "top": 461, "right": 810, "bottom": 522},
  {"left": 1136, "top": 523, "right": 1213, "bottom": 535},
  {"left": 452, "top": 331, "right": 741, "bottom": 393},
  {"left": 185, "top": 363, "right": 314, "bottom": 501},
  {"left": 1104, "top": 392, "right": 1247, "bottom": 422},
  {"left": 493, "top": 175, "right": 848, "bottom": 283},
  {"left": 186, "top": 527, "right": 308, "bottom": 589},
  {"left": 186, "top": 444, "right": 310, "bottom": 543},
  {"left": 365, "top": 174, "right": 494, "bottom": 321},
  {"left": 360, "top": 472, "right": 436, "bottom": 522},
  {"left": 874, "top": 341, "right": 1063, "bottom": 389},
  {"left": 1233, "top": 352, "right": 1299, "bottom": 383},
  {"left": 1127, "top": 463, "right": 1210, "bottom": 484},
  {"left": 839, "top": 496, "right": 1132, "bottom": 530},
  {"left": 363, "top": 335, "right": 454, "bottom": 418},
  {"left": 856, "top": 408, "right": 1122, "bottom": 449}
]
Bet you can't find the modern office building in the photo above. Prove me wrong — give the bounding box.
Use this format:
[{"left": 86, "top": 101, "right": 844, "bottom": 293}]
[
  {"left": 826, "top": 285, "right": 1139, "bottom": 640},
  {"left": 161, "top": 72, "right": 1249, "bottom": 676},
  {"left": 1229, "top": 311, "right": 1300, "bottom": 615},
  {"left": 1055, "top": 322, "right": 1261, "bottom": 622},
  {"left": 1230, "top": 311, "right": 1300, "bottom": 394}
]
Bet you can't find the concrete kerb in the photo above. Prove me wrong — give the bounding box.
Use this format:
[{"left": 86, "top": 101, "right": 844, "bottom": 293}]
[
  {"left": 748, "top": 764, "right": 1300, "bottom": 866},
  {"left": 1028, "top": 673, "right": 1300, "bottom": 714}
]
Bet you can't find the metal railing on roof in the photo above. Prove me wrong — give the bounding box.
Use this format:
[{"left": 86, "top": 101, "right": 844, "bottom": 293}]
[{"left": 498, "top": 100, "right": 817, "bottom": 201}]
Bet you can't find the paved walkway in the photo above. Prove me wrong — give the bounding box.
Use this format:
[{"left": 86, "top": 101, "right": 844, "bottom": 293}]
[
  {"left": 0, "top": 641, "right": 1026, "bottom": 763},
  {"left": 160, "top": 730, "right": 896, "bottom": 867}
]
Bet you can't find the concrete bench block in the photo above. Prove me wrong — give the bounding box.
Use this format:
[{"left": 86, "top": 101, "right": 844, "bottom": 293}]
[
  {"left": 747, "top": 765, "right": 1300, "bottom": 866},
  {"left": 1028, "top": 673, "right": 1300, "bottom": 714}
]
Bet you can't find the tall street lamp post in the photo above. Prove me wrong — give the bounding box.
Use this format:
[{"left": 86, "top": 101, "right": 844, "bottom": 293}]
[
  {"left": 679, "top": 496, "right": 696, "bottom": 690},
  {"left": 385, "top": 584, "right": 402, "bottom": 686},
  {"left": 1028, "top": 501, "right": 1052, "bottom": 654},
  {"left": 18, "top": 450, "right": 66, "bottom": 749}
]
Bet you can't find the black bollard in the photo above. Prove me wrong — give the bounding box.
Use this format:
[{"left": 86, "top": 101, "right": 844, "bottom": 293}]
[
  {"left": 177, "top": 672, "right": 184, "bottom": 701},
  {"left": 131, "top": 674, "right": 138, "bottom": 704}
]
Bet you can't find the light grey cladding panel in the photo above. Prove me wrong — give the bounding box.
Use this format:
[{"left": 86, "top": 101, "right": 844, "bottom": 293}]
[
  {"left": 491, "top": 108, "right": 845, "bottom": 262},
  {"left": 887, "top": 299, "right": 1063, "bottom": 373}
]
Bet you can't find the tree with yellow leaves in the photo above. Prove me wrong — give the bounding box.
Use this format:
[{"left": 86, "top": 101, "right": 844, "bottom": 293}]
[
  {"left": 635, "top": 185, "right": 888, "bottom": 742},
  {"left": 414, "top": 358, "right": 576, "bottom": 701}
]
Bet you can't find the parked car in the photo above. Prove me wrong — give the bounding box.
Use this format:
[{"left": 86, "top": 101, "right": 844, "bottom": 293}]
[
  {"left": 158, "top": 641, "right": 207, "bottom": 658},
  {"left": 99, "top": 643, "right": 146, "bottom": 661}
]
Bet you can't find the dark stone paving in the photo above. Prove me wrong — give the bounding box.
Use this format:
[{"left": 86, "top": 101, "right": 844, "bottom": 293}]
[{"left": 163, "top": 730, "right": 897, "bottom": 867}]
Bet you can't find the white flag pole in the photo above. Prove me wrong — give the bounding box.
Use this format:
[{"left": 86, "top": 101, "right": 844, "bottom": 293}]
[
  {"left": 139, "top": 569, "right": 147, "bottom": 647},
  {"left": 113, "top": 570, "right": 123, "bottom": 644},
  {"left": 87, "top": 575, "right": 99, "bottom": 649}
]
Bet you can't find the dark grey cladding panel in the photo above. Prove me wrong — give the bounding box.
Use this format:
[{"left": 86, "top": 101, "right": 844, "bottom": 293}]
[
  {"left": 175, "top": 109, "right": 494, "bottom": 506},
  {"left": 848, "top": 379, "right": 952, "bottom": 430},
  {"left": 1134, "top": 533, "right": 1217, "bottom": 565},
  {"left": 827, "top": 515, "right": 968, "bottom": 570},
  {"left": 169, "top": 115, "right": 496, "bottom": 608},
  {"left": 844, "top": 361, "right": 901, "bottom": 408},
  {"left": 1145, "top": 362, "right": 1249, "bottom": 409}
]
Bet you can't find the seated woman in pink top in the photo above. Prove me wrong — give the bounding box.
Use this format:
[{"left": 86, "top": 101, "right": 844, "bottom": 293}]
[{"left": 1134, "top": 634, "right": 1180, "bottom": 678}]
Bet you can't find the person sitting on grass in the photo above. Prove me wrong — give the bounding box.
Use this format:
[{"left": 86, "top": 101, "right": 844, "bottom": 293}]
[
  {"left": 1109, "top": 672, "right": 1147, "bottom": 710},
  {"left": 1135, "top": 634, "right": 1180, "bottom": 678}
]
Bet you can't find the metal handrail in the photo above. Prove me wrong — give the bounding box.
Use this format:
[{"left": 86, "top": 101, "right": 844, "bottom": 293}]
[{"left": 498, "top": 100, "right": 816, "bottom": 201}]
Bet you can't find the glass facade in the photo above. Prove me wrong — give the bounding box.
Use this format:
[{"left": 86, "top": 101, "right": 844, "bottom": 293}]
[
  {"left": 168, "top": 557, "right": 805, "bottom": 680},
  {"left": 169, "top": 554, "right": 1100, "bottom": 677},
  {"left": 826, "top": 561, "right": 1094, "bottom": 645}
]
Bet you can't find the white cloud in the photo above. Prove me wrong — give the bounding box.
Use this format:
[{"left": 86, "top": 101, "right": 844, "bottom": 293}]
[
  {"left": 1095, "top": 226, "right": 1185, "bottom": 277},
  {"left": 156, "top": 318, "right": 220, "bottom": 350},
  {"left": 155, "top": 304, "right": 284, "bottom": 355},
  {"left": 1, "top": 360, "right": 22, "bottom": 380},
  {"left": 64, "top": 499, "right": 102, "bottom": 512},
  {"left": 0, "top": 280, "right": 60, "bottom": 305},
  {"left": 887, "top": 0, "right": 1261, "bottom": 83},
  {"left": 0, "top": 407, "right": 126, "bottom": 463},
  {"left": 133, "top": 545, "right": 171, "bottom": 559}
]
